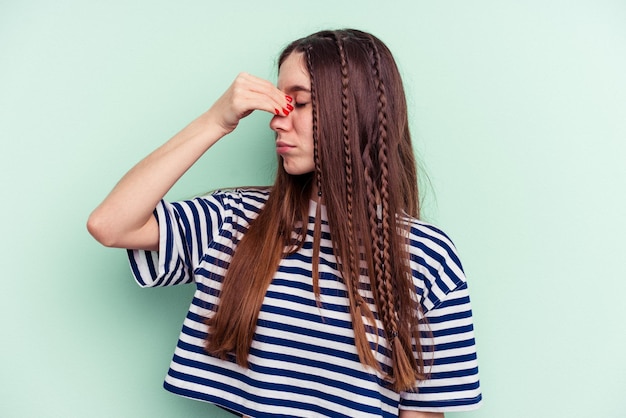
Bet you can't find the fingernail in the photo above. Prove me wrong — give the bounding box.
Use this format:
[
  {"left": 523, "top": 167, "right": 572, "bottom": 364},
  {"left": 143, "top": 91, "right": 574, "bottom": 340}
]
[
  {"left": 274, "top": 108, "right": 280, "bottom": 115},
  {"left": 282, "top": 108, "right": 290, "bottom": 116},
  {"left": 286, "top": 104, "right": 294, "bottom": 111},
  {"left": 286, "top": 95, "right": 293, "bottom": 103}
]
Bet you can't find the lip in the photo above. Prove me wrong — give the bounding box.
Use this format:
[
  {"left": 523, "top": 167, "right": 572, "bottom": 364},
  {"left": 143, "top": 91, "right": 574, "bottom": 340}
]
[{"left": 276, "top": 141, "right": 295, "bottom": 155}]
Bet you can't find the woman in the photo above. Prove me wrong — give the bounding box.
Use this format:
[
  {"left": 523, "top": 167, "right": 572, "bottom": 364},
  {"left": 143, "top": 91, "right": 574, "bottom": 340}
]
[{"left": 88, "top": 29, "right": 482, "bottom": 417}]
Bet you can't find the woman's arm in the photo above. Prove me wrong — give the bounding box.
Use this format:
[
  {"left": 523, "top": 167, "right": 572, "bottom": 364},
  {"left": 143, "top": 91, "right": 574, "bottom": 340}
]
[
  {"left": 399, "top": 411, "right": 444, "bottom": 418},
  {"left": 87, "top": 73, "right": 290, "bottom": 251}
]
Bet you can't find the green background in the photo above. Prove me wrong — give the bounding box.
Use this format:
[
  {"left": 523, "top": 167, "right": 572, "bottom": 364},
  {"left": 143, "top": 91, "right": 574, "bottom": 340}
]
[{"left": 2, "top": 1, "right": 625, "bottom": 417}]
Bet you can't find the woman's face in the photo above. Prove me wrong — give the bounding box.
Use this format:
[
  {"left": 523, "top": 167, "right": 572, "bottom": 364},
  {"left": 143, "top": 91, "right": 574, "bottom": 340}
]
[{"left": 270, "top": 52, "right": 315, "bottom": 176}]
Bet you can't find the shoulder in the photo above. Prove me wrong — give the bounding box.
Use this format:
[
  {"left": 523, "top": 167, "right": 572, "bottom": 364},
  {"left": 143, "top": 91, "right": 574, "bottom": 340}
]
[
  {"left": 401, "top": 216, "right": 462, "bottom": 264},
  {"left": 196, "top": 187, "right": 270, "bottom": 212},
  {"left": 400, "top": 215, "right": 467, "bottom": 311}
]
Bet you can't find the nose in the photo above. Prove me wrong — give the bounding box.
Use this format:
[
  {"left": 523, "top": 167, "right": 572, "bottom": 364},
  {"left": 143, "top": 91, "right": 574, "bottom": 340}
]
[{"left": 270, "top": 113, "right": 290, "bottom": 133}]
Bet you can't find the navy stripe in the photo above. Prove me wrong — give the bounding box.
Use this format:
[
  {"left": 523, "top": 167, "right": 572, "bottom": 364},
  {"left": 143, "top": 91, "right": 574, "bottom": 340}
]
[
  {"left": 145, "top": 251, "right": 157, "bottom": 279},
  {"left": 427, "top": 308, "right": 473, "bottom": 324},
  {"left": 430, "top": 323, "right": 476, "bottom": 339},
  {"left": 433, "top": 337, "right": 477, "bottom": 352},
  {"left": 418, "top": 380, "right": 481, "bottom": 394},
  {"left": 161, "top": 202, "right": 175, "bottom": 272},
  {"left": 401, "top": 393, "right": 482, "bottom": 409},
  {"left": 171, "top": 201, "right": 194, "bottom": 263},
  {"left": 127, "top": 250, "right": 145, "bottom": 286},
  {"left": 429, "top": 366, "right": 480, "bottom": 380},
  {"left": 431, "top": 352, "right": 478, "bottom": 366}
]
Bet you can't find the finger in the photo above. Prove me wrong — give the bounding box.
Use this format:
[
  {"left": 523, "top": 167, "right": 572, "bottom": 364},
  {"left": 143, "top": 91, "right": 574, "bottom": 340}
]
[{"left": 235, "top": 73, "right": 292, "bottom": 116}]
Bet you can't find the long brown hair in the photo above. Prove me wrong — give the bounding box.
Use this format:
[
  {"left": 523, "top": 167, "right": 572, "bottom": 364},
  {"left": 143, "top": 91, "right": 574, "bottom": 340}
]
[{"left": 205, "top": 29, "right": 426, "bottom": 392}]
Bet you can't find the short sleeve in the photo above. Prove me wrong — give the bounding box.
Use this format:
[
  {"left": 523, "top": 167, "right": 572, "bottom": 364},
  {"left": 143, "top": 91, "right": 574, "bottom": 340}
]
[
  {"left": 401, "top": 222, "right": 482, "bottom": 411},
  {"left": 401, "top": 283, "right": 482, "bottom": 411},
  {"left": 127, "top": 195, "right": 227, "bottom": 288}
]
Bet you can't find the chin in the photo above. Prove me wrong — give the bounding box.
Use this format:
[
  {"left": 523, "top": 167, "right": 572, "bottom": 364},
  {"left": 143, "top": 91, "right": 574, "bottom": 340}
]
[{"left": 283, "top": 163, "right": 315, "bottom": 176}]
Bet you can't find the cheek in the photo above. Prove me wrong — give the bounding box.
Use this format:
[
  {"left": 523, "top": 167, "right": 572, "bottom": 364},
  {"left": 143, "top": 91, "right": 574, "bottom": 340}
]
[
  {"left": 299, "top": 111, "right": 314, "bottom": 136},
  {"left": 300, "top": 116, "right": 314, "bottom": 146}
]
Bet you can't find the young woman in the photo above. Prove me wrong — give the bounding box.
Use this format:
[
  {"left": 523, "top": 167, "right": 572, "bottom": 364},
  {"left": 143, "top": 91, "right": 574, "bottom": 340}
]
[{"left": 88, "top": 29, "right": 482, "bottom": 418}]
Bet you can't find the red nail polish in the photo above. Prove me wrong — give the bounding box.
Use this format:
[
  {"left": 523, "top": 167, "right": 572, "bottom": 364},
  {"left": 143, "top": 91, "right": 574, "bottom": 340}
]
[
  {"left": 274, "top": 108, "right": 280, "bottom": 115},
  {"left": 283, "top": 108, "right": 290, "bottom": 116},
  {"left": 286, "top": 95, "right": 293, "bottom": 103},
  {"left": 286, "top": 104, "right": 294, "bottom": 111}
]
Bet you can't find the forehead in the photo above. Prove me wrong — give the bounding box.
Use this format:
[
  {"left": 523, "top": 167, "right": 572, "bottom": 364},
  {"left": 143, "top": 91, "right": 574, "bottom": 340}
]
[{"left": 277, "top": 52, "right": 310, "bottom": 92}]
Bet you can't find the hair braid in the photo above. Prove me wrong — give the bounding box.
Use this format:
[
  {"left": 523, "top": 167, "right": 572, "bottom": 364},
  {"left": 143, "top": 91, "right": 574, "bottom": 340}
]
[
  {"left": 368, "top": 38, "right": 396, "bottom": 339},
  {"left": 305, "top": 46, "right": 322, "bottom": 198},
  {"left": 305, "top": 45, "right": 324, "bottom": 301},
  {"left": 368, "top": 35, "right": 417, "bottom": 390},
  {"left": 334, "top": 34, "right": 359, "bottom": 294},
  {"left": 363, "top": 141, "right": 389, "bottom": 327},
  {"left": 331, "top": 31, "right": 376, "bottom": 367}
]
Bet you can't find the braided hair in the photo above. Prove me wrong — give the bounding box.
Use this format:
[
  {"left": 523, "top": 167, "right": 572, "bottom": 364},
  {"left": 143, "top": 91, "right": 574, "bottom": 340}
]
[
  {"left": 206, "top": 29, "right": 428, "bottom": 393},
  {"left": 286, "top": 29, "right": 428, "bottom": 391}
]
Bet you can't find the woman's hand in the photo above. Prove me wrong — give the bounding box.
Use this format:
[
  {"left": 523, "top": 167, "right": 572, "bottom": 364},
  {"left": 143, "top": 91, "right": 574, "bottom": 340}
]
[
  {"left": 87, "top": 73, "right": 290, "bottom": 251},
  {"left": 206, "top": 72, "right": 292, "bottom": 136}
]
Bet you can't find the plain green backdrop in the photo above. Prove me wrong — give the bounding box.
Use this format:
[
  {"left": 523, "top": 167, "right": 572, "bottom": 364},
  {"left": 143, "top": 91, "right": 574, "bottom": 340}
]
[{"left": 1, "top": 1, "right": 625, "bottom": 417}]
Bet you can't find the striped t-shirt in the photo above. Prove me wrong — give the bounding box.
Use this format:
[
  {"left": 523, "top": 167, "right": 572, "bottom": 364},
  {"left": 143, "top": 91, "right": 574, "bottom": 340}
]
[{"left": 128, "top": 188, "right": 482, "bottom": 417}]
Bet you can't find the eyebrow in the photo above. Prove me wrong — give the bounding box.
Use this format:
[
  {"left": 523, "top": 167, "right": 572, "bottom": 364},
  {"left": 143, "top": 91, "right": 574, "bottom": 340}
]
[{"left": 283, "top": 85, "right": 311, "bottom": 94}]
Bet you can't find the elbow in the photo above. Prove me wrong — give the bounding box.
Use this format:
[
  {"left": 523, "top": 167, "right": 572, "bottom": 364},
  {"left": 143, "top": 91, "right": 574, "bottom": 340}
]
[
  {"left": 87, "top": 211, "right": 118, "bottom": 247},
  {"left": 87, "top": 208, "right": 158, "bottom": 251}
]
